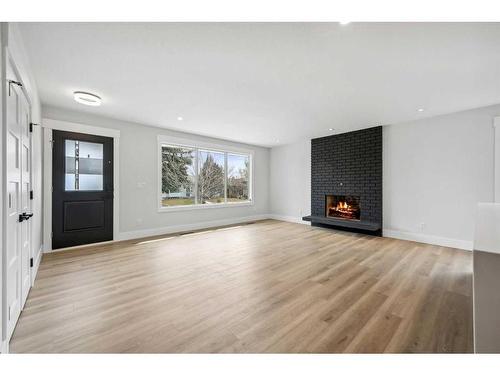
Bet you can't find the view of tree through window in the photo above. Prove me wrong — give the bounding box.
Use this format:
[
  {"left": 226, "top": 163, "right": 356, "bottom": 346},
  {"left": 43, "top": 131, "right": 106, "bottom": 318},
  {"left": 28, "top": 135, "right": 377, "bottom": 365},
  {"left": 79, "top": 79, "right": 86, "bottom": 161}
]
[
  {"left": 161, "top": 146, "right": 195, "bottom": 206},
  {"left": 227, "top": 153, "right": 249, "bottom": 202},
  {"left": 198, "top": 150, "right": 225, "bottom": 204},
  {"left": 160, "top": 144, "right": 251, "bottom": 208}
]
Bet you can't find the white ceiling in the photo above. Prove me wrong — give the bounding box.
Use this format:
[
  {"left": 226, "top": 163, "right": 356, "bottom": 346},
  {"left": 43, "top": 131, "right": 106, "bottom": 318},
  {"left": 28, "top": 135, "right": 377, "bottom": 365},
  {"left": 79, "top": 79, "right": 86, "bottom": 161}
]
[{"left": 19, "top": 22, "right": 500, "bottom": 147}]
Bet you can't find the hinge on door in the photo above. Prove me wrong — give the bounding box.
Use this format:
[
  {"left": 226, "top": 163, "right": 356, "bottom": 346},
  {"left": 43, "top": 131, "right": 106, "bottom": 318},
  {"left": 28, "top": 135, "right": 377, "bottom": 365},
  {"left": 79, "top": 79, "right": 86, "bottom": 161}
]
[
  {"left": 8, "top": 79, "right": 23, "bottom": 96},
  {"left": 29, "top": 122, "right": 40, "bottom": 133},
  {"left": 30, "top": 258, "right": 33, "bottom": 268},
  {"left": 30, "top": 190, "right": 34, "bottom": 200}
]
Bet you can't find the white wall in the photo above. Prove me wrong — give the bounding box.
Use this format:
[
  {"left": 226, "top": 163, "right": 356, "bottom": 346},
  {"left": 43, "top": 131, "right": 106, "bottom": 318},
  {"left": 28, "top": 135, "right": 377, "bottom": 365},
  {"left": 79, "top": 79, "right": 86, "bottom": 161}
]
[
  {"left": 383, "top": 104, "right": 497, "bottom": 249},
  {"left": 495, "top": 117, "right": 500, "bottom": 203},
  {"left": 269, "top": 139, "right": 311, "bottom": 223},
  {"left": 269, "top": 104, "right": 500, "bottom": 250},
  {"left": 42, "top": 106, "right": 270, "bottom": 241}
]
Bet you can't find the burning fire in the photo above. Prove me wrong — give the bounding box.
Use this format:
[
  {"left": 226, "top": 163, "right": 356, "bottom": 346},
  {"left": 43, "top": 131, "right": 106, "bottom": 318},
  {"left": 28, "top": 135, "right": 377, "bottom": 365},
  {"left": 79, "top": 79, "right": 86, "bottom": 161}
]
[
  {"left": 337, "top": 201, "right": 349, "bottom": 210},
  {"left": 327, "top": 198, "right": 359, "bottom": 220},
  {"left": 326, "top": 195, "right": 360, "bottom": 220},
  {"left": 335, "top": 200, "right": 352, "bottom": 213}
]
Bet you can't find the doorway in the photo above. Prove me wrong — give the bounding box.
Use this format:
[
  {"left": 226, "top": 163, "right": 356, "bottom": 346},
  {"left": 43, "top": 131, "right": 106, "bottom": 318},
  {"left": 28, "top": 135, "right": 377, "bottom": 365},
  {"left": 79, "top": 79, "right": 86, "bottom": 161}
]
[{"left": 51, "top": 130, "right": 114, "bottom": 249}]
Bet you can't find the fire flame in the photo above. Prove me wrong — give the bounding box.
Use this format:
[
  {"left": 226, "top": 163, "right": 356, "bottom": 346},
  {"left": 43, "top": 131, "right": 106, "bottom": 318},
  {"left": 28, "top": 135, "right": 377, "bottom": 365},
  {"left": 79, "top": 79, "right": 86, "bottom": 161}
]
[
  {"left": 336, "top": 201, "right": 350, "bottom": 211},
  {"left": 327, "top": 197, "right": 359, "bottom": 220}
]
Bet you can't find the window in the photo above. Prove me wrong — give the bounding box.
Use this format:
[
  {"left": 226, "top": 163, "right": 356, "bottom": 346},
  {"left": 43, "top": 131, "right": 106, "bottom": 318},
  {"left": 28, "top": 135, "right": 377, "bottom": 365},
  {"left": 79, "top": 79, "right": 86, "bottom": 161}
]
[
  {"left": 198, "top": 150, "right": 225, "bottom": 204},
  {"left": 161, "top": 146, "right": 196, "bottom": 206},
  {"left": 159, "top": 141, "right": 252, "bottom": 209},
  {"left": 65, "top": 139, "right": 103, "bottom": 191},
  {"left": 227, "top": 153, "right": 249, "bottom": 202}
]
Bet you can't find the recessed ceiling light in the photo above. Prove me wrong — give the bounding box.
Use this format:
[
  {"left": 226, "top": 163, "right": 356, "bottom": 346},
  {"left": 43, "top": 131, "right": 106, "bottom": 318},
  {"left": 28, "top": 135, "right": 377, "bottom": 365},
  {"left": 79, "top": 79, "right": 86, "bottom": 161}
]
[
  {"left": 329, "top": 128, "right": 334, "bottom": 131},
  {"left": 177, "top": 116, "right": 183, "bottom": 121},
  {"left": 417, "top": 108, "right": 424, "bottom": 112},
  {"left": 73, "top": 91, "right": 101, "bottom": 106}
]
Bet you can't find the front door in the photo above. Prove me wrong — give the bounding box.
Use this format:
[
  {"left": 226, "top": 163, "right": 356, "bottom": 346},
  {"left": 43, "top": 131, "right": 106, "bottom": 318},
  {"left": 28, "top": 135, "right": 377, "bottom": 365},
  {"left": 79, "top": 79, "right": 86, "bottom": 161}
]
[{"left": 52, "top": 130, "right": 113, "bottom": 249}]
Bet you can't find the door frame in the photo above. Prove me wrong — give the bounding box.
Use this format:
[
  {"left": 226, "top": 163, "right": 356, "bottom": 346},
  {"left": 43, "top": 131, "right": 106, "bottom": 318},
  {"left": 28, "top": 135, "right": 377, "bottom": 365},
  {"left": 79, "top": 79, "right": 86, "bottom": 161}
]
[{"left": 42, "top": 119, "right": 120, "bottom": 252}]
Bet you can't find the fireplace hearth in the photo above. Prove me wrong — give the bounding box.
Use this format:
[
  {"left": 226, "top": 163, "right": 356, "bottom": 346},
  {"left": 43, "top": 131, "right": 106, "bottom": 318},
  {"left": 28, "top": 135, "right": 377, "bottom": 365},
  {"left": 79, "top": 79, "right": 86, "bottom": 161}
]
[{"left": 325, "top": 195, "right": 360, "bottom": 221}]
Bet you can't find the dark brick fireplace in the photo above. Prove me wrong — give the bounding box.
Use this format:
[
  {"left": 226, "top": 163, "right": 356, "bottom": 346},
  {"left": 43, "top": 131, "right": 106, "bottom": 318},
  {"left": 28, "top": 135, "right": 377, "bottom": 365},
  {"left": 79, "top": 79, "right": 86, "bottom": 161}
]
[{"left": 303, "top": 126, "right": 383, "bottom": 235}]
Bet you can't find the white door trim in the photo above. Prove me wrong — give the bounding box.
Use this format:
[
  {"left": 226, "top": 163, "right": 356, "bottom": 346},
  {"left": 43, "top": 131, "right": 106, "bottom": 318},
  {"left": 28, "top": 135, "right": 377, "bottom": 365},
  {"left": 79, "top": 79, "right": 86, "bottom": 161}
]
[{"left": 42, "top": 118, "right": 120, "bottom": 252}]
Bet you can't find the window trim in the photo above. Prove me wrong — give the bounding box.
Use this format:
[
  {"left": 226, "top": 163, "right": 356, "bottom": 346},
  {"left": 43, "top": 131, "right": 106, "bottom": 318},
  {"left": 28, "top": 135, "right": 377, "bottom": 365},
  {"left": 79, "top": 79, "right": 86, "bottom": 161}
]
[{"left": 157, "top": 135, "right": 254, "bottom": 212}]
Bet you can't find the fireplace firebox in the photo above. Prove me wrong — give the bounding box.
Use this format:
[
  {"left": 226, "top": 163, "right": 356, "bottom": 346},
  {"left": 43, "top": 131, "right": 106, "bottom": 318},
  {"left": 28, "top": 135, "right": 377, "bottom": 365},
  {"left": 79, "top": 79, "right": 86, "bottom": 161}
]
[{"left": 325, "top": 195, "right": 360, "bottom": 221}]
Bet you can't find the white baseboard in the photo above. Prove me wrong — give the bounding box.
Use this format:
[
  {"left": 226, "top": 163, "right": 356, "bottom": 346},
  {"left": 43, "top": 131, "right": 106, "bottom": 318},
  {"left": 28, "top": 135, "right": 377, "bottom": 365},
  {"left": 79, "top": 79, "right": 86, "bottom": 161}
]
[
  {"left": 383, "top": 229, "right": 473, "bottom": 251},
  {"left": 44, "top": 215, "right": 271, "bottom": 253},
  {"left": 117, "top": 214, "right": 270, "bottom": 241},
  {"left": 267, "top": 214, "right": 310, "bottom": 225},
  {"left": 41, "top": 214, "right": 472, "bottom": 254},
  {"left": 267, "top": 216, "right": 471, "bottom": 251}
]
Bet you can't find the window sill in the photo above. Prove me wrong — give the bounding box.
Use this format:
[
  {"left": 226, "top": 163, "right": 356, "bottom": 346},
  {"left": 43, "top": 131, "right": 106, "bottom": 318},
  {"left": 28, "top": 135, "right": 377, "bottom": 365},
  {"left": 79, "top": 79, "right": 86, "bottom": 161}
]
[{"left": 158, "top": 201, "right": 254, "bottom": 213}]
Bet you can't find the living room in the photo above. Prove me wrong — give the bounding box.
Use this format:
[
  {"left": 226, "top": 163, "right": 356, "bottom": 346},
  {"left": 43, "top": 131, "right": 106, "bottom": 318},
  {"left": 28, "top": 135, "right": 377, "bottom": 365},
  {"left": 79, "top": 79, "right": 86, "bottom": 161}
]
[{"left": 1, "top": 1, "right": 500, "bottom": 373}]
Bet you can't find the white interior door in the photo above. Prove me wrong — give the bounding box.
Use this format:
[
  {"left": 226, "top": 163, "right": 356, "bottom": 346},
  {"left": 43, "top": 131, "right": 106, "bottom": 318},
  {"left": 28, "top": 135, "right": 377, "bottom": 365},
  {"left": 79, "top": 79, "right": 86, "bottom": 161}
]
[
  {"left": 5, "top": 79, "right": 32, "bottom": 340},
  {"left": 20, "top": 88, "right": 31, "bottom": 307},
  {"left": 5, "top": 82, "right": 22, "bottom": 339}
]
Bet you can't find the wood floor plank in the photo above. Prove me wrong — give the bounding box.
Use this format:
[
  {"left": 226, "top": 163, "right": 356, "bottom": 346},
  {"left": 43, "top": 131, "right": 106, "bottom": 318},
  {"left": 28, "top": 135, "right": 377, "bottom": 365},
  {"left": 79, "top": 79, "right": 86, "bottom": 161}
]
[{"left": 9, "top": 220, "right": 473, "bottom": 353}]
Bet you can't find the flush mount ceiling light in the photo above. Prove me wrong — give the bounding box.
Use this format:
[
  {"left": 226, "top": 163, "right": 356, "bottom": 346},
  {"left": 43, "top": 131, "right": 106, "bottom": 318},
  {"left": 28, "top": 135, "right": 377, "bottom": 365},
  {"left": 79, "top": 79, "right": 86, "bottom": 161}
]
[
  {"left": 417, "top": 108, "right": 425, "bottom": 112},
  {"left": 329, "top": 128, "right": 334, "bottom": 131},
  {"left": 73, "top": 91, "right": 102, "bottom": 106},
  {"left": 177, "top": 116, "right": 183, "bottom": 121}
]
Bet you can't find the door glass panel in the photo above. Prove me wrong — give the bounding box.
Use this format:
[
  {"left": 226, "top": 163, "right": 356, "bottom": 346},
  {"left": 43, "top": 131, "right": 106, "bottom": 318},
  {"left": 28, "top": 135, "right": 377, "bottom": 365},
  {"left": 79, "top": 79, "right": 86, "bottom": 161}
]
[{"left": 65, "top": 140, "right": 103, "bottom": 191}]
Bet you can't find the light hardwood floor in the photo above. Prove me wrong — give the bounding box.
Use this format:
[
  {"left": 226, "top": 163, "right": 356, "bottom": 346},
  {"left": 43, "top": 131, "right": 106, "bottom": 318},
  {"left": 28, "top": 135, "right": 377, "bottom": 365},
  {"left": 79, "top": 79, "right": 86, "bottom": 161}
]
[{"left": 10, "top": 220, "right": 473, "bottom": 353}]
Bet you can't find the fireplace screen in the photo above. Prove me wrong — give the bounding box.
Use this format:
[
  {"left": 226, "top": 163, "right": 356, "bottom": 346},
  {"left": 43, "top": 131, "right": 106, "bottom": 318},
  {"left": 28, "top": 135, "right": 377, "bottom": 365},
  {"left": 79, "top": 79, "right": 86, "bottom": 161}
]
[{"left": 325, "top": 195, "right": 360, "bottom": 220}]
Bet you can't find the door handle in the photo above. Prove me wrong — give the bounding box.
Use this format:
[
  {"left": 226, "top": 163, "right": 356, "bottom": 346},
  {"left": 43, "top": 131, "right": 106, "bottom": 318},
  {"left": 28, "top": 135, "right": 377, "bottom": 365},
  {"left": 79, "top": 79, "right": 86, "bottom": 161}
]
[{"left": 19, "top": 212, "right": 33, "bottom": 222}]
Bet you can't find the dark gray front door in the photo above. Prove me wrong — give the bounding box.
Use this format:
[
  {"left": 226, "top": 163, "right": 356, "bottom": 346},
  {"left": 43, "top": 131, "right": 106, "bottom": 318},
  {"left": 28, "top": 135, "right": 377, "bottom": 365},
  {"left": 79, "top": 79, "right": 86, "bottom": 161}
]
[{"left": 52, "top": 130, "right": 113, "bottom": 249}]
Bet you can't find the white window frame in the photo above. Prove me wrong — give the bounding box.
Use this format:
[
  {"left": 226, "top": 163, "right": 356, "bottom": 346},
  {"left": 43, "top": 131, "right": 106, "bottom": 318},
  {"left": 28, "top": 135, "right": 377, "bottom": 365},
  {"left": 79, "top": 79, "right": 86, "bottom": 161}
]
[{"left": 157, "top": 135, "right": 254, "bottom": 212}]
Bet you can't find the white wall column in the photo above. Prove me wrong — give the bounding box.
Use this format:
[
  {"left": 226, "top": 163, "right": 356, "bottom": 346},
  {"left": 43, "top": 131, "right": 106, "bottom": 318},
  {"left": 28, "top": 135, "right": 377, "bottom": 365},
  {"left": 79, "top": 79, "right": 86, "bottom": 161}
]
[{"left": 494, "top": 117, "right": 500, "bottom": 203}]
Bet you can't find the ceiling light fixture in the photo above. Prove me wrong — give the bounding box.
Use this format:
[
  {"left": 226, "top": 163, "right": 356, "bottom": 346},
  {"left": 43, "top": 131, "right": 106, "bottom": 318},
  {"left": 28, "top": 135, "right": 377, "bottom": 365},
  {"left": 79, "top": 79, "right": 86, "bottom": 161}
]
[
  {"left": 73, "top": 91, "right": 102, "bottom": 106},
  {"left": 417, "top": 108, "right": 424, "bottom": 112},
  {"left": 177, "top": 116, "right": 183, "bottom": 121},
  {"left": 339, "top": 21, "right": 351, "bottom": 25},
  {"left": 329, "top": 128, "right": 334, "bottom": 131}
]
